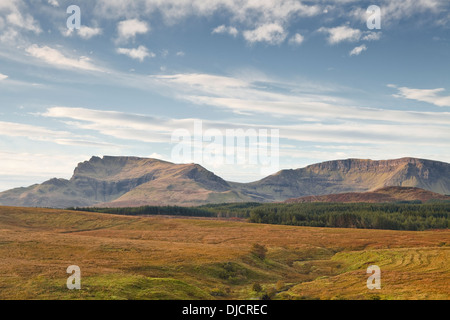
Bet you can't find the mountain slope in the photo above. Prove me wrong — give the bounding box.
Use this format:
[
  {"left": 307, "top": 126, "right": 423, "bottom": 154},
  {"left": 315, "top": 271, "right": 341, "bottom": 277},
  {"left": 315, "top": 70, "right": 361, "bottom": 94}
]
[
  {"left": 96, "top": 159, "right": 255, "bottom": 207},
  {"left": 0, "top": 156, "right": 449, "bottom": 208},
  {"left": 236, "top": 158, "right": 450, "bottom": 202},
  {"left": 0, "top": 156, "right": 254, "bottom": 208},
  {"left": 284, "top": 186, "right": 450, "bottom": 204}
]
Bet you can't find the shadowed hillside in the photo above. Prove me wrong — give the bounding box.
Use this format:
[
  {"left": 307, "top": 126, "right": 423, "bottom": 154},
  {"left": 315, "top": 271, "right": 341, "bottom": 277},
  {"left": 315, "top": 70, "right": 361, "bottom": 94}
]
[{"left": 285, "top": 186, "right": 450, "bottom": 204}]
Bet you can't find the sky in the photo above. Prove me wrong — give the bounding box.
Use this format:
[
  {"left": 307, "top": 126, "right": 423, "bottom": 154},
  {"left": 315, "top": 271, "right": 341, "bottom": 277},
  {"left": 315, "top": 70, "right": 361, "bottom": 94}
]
[{"left": 0, "top": 0, "right": 449, "bottom": 191}]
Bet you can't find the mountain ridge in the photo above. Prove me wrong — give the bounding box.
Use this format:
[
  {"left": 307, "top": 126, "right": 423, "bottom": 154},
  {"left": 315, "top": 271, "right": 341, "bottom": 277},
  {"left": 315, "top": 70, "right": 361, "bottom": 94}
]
[{"left": 0, "top": 156, "right": 449, "bottom": 208}]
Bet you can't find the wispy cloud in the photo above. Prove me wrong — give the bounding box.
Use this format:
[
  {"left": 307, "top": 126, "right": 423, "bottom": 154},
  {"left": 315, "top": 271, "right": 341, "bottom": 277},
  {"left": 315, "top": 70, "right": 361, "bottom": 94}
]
[
  {"left": 0, "top": 120, "right": 118, "bottom": 148},
  {"left": 117, "top": 45, "right": 155, "bottom": 62},
  {"left": 212, "top": 25, "right": 238, "bottom": 37},
  {"left": 2, "top": 2, "right": 41, "bottom": 34},
  {"left": 0, "top": 121, "right": 71, "bottom": 142},
  {"left": 148, "top": 73, "right": 450, "bottom": 125},
  {"left": 42, "top": 107, "right": 180, "bottom": 143},
  {"left": 31, "top": 104, "right": 450, "bottom": 182},
  {"left": 40, "top": 106, "right": 450, "bottom": 151},
  {"left": 62, "top": 26, "right": 103, "bottom": 39},
  {"left": 25, "top": 45, "right": 103, "bottom": 72},
  {"left": 0, "top": 0, "right": 41, "bottom": 46},
  {"left": 349, "top": 44, "right": 367, "bottom": 56},
  {"left": 390, "top": 85, "right": 450, "bottom": 107},
  {"left": 362, "top": 32, "right": 382, "bottom": 41}
]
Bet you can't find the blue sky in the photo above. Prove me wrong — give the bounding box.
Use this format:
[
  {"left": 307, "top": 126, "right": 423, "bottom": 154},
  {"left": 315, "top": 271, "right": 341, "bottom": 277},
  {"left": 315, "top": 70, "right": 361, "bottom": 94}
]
[{"left": 0, "top": 0, "right": 449, "bottom": 191}]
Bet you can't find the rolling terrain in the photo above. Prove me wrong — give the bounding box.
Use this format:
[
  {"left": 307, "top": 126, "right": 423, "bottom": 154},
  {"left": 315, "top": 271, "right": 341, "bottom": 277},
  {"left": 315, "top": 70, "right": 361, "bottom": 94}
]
[
  {"left": 0, "top": 156, "right": 449, "bottom": 208},
  {"left": 285, "top": 186, "right": 450, "bottom": 204},
  {"left": 0, "top": 206, "right": 448, "bottom": 300}
]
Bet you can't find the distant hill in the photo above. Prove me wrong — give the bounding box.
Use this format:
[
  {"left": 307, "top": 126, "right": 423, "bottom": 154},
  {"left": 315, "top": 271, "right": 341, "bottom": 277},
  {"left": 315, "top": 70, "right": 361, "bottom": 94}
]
[
  {"left": 0, "top": 156, "right": 449, "bottom": 208},
  {"left": 284, "top": 186, "right": 450, "bottom": 204},
  {"left": 0, "top": 156, "right": 255, "bottom": 208},
  {"left": 237, "top": 158, "right": 450, "bottom": 202}
]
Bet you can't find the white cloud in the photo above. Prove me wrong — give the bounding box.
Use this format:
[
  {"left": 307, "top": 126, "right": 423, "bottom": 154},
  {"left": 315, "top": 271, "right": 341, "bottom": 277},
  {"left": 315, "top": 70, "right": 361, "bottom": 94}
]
[
  {"left": 176, "top": 51, "right": 185, "bottom": 57},
  {"left": 47, "top": 0, "right": 59, "bottom": 7},
  {"left": 243, "top": 23, "right": 287, "bottom": 45},
  {"left": 78, "top": 26, "right": 103, "bottom": 39},
  {"left": 349, "top": 44, "right": 367, "bottom": 56},
  {"left": 42, "top": 107, "right": 179, "bottom": 143},
  {"left": 60, "top": 28, "right": 73, "bottom": 37},
  {"left": 61, "top": 26, "right": 103, "bottom": 39},
  {"left": 37, "top": 104, "right": 450, "bottom": 182},
  {"left": 212, "top": 25, "right": 238, "bottom": 37},
  {"left": 318, "top": 25, "right": 362, "bottom": 44},
  {"left": 0, "top": 0, "right": 41, "bottom": 45},
  {"left": 117, "top": 46, "right": 155, "bottom": 62},
  {"left": 25, "top": 45, "right": 102, "bottom": 72},
  {"left": 390, "top": 85, "right": 450, "bottom": 107},
  {"left": 0, "top": 120, "right": 72, "bottom": 142},
  {"left": 350, "top": 0, "right": 445, "bottom": 26},
  {"left": 95, "top": 0, "right": 321, "bottom": 27},
  {"left": 0, "top": 27, "right": 19, "bottom": 44},
  {"left": 0, "top": 73, "right": 8, "bottom": 80},
  {"left": 40, "top": 106, "right": 450, "bottom": 152},
  {"left": 362, "top": 32, "right": 381, "bottom": 41},
  {"left": 4, "top": 10, "right": 41, "bottom": 34},
  {"left": 117, "top": 19, "right": 149, "bottom": 43},
  {"left": 147, "top": 72, "right": 450, "bottom": 126},
  {"left": 0, "top": 121, "right": 120, "bottom": 150},
  {"left": 289, "top": 33, "right": 305, "bottom": 45}
]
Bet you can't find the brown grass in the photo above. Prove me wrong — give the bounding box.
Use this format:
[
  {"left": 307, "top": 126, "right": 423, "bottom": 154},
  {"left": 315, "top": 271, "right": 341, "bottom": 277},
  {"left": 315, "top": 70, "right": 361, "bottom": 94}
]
[{"left": 0, "top": 206, "right": 448, "bottom": 300}]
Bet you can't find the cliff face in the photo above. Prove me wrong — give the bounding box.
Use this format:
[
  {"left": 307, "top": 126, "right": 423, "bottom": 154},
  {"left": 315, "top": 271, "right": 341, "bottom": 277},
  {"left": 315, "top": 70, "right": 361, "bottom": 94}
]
[
  {"left": 68, "top": 156, "right": 160, "bottom": 203},
  {"left": 0, "top": 156, "right": 448, "bottom": 208},
  {"left": 0, "top": 156, "right": 250, "bottom": 208}
]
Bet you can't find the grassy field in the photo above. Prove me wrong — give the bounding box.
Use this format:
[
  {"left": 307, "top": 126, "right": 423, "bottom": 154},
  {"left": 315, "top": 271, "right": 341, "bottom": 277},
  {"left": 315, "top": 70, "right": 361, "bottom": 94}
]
[{"left": 0, "top": 206, "right": 448, "bottom": 300}]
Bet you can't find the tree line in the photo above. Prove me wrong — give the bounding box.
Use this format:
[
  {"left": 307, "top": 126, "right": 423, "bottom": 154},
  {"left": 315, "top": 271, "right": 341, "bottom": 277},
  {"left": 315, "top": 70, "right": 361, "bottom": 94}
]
[
  {"left": 69, "top": 205, "right": 216, "bottom": 217},
  {"left": 69, "top": 201, "right": 449, "bottom": 231}
]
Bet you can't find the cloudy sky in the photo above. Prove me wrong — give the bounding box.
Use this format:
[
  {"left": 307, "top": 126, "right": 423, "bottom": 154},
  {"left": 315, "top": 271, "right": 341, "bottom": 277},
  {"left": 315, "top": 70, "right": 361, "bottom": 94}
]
[{"left": 0, "top": 0, "right": 449, "bottom": 190}]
